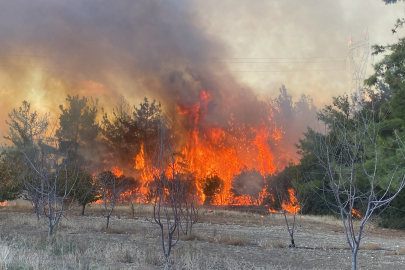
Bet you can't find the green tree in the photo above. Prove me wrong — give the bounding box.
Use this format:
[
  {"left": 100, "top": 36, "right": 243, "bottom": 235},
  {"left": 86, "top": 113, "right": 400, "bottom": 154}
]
[
  {"left": 4, "top": 101, "right": 49, "bottom": 149},
  {"left": 56, "top": 95, "right": 99, "bottom": 163},
  {"left": 68, "top": 169, "right": 100, "bottom": 215},
  {"left": 101, "top": 96, "right": 136, "bottom": 167},
  {"left": 97, "top": 170, "right": 135, "bottom": 228},
  {"left": 2, "top": 101, "right": 49, "bottom": 205},
  {"left": 0, "top": 150, "right": 23, "bottom": 202},
  {"left": 133, "top": 98, "right": 162, "bottom": 158},
  {"left": 101, "top": 96, "right": 162, "bottom": 168}
]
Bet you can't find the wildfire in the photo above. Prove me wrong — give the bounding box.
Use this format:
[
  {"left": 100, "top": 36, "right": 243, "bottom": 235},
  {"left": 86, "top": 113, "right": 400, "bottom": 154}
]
[
  {"left": 0, "top": 201, "right": 7, "bottom": 206},
  {"left": 351, "top": 208, "right": 362, "bottom": 218},
  {"left": 174, "top": 90, "right": 280, "bottom": 205},
  {"left": 112, "top": 167, "right": 124, "bottom": 177},
  {"left": 107, "top": 89, "right": 285, "bottom": 206},
  {"left": 133, "top": 142, "right": 154, "bottom": 203},
  {"left": 267, "top": 188, "right": 300, "bottom": 214},
  {"left": 282, "top": 188, "right": 300, "bottom": 214}
]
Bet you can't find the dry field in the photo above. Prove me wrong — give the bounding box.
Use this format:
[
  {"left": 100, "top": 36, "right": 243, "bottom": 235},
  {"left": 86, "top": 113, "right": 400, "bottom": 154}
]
[{"left": 0, "top": 201, "right": 404, "bottom": 269}]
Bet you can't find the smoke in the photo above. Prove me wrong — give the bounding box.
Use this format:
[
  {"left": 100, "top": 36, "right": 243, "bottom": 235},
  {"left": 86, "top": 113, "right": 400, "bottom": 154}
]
[{"left": 0, "top": 0, "right": 402, "bottom": 170}]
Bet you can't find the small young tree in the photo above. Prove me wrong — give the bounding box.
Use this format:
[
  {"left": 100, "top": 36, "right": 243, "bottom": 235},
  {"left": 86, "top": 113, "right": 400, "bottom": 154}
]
[
  {"left": 314, "top": 97, "right": 405, "bottom": 270},
  {"left": 96, "top": 170, "right": 132, "bottom": 228},
  {"left": 275, "top": 184, "right": 306, "bottom": 248},
  {"left": 21, "top": 142, "right": 83, "bottom": 236},
  {"left": 0, "top": 149, "right": 23, "bottom": 203},
  {"left": 178, "top": 174, "right": 200, "bottom": 235},
  {"left": 150, "top": 121, "right": 188, "bottom": 268},
  {"left": 269, "top": 165, "right": 307, "bottom": 248},
  {"left": 69, "top": 170, "right": 100, "bottom": 215}
]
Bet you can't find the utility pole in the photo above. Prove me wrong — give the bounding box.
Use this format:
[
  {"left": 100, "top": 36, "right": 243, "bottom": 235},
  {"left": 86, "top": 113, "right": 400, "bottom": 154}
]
[{"left": 345, "top": 28, "right": 369, "bottom": 108}]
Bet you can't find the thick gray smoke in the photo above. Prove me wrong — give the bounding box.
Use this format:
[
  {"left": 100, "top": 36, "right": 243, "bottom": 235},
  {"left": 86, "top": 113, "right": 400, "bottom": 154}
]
[
  {"left": 0, "top": 1, "right": 231, "bottom": 102},
  {"left": 4, "top": 0, "right": 396, "bottom": 171}
]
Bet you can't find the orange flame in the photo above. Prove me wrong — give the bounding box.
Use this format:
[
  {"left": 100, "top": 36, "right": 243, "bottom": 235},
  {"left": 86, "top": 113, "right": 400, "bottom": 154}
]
[
  {"left": 112, "top": 166, "right": 124, "bottom": 177},
  {"left": 351, "top": 208, "right": 362, "bottom": 218},
  {"left": 282, "top": 188, "right": 300, "bottom": 214},
  {"left": 0, "top": 201, "right": 7, "bottom": 206},
  {"left": 111, "top": 89, "right": 284, "bottom": 205}
]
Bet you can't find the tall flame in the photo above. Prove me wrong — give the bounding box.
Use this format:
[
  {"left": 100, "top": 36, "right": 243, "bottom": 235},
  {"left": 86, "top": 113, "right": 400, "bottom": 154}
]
[
  {"left": 117, "top": 89, "right": 285, "bottom": 205},
  {"left": 282, "top": 188, "right": 300, "bottom": 214}
]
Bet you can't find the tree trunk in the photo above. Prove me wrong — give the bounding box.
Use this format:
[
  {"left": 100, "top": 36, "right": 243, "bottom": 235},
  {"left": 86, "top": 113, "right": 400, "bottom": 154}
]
[
  {"left": 352, "top": 248, "right": 358, "bottom": 270},
  {"left": 48, "top": 224, "right": 54, "bottom": 236},
  {"left": 35, "top": 206, "right": 40, "bottom": 221},
  {"left": 81, "top": 203, "right": 86, "bottom": 216},
  {"left": 290, "top": 238, "right": 295, "bottom": 248},
  {"left": 106, "top": 215, "right": 110, "bottom": 229}
]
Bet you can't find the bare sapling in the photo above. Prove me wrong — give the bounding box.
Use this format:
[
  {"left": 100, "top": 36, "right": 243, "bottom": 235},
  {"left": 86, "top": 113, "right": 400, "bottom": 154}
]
[
  {"left": 22, "top": 140, "right": 83, "bottom": 237},
  {"left": 314, "top": 101, "right": 405, "bottom": 270},
  {"left": 178, "top": 175, "right": 200, "bottom": 235},
  {"left": 274, "top": 181, "right": 307, "bottom": 248},
  {"left": 150, "top": 121, "right": 188, "bottom": 268},
  {"left": 96, "top": 170, "right": 131, "bottom": 229}
]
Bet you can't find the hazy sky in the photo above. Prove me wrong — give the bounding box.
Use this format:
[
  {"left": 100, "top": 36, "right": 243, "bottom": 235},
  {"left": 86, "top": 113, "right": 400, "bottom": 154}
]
[
  {"left": 0, "top": 0, "right": 403, "bottom": 139},
  {"left": 192, "top": 0, "right": 403, "bottom": 101}
]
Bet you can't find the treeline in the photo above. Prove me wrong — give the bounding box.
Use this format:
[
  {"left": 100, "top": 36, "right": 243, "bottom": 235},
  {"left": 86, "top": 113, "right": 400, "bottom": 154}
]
[{"left": 277, "top": 27, "right": 405, "bottom": 229}]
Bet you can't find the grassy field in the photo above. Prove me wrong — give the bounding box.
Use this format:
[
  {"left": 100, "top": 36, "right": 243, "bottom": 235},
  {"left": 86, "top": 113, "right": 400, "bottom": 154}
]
[{"left": 0, "top": 201, "right": 404, "bottom": 269}]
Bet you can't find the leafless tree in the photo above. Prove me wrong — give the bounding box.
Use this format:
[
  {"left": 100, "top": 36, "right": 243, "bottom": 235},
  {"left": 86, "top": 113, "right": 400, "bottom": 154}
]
[
  {"left": 21, "top": 140, "right": 82, "bottom": 237},
  {"left": 274, "top": 179, "right": 307, "bottom": 248},
  {"left": 178, "top": 175, "right": 200, "bottom": 235},
  {"left": 314, "top": 105, "right": 405, "bottom": 270},
  {"left": 96, "top": 170, "right": 131, "bottom": 229},
  {"left": 150, "top": 121, "right": 189, "bottom": 268}
]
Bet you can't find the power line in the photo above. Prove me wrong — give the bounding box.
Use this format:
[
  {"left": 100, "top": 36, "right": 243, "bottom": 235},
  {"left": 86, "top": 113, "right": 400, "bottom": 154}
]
[
  {"left": 223, "top": 61, "right": 344, "bottom": 64},
  {"left": 220, "top": 57, "right": 345, "bottom": 60},
  {"left": 224, "top": 69, "right": 346, "bottom": 73}
]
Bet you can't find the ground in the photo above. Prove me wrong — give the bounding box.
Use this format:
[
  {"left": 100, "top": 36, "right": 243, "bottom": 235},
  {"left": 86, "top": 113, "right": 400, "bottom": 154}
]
[{"left": 0, "top": 202, "right": 404, "bottom": 269}]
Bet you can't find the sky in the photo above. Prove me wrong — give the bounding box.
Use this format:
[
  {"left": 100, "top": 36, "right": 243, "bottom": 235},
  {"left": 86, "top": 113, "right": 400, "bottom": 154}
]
[{"left": 0, "top": 0, "right": 403, "bottom": 140}]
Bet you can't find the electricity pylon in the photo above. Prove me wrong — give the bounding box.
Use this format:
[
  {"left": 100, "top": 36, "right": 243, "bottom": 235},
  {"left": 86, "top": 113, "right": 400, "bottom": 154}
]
[{"left": 345, "top": 28, "right": 369, "bottom": 106}]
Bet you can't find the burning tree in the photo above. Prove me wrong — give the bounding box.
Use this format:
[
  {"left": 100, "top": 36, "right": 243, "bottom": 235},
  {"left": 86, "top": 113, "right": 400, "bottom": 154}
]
[
  {"left": 313, "top": 95, "right": 405, "bottom": 270},
  {"left": 202, "top": 175, "right": 225, "bottom": 205}
]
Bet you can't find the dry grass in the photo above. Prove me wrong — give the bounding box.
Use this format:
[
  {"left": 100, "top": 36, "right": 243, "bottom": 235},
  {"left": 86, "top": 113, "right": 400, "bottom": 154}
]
[
  {"left": 104, "top": 227, "right": 126, "bottom": 234},
  {"left": 0, "top": 202, "right": 402, "bottom": 269},
  {"left": 217, "top": 235, "right": 250, "bottom": 246},
  {"left": 325, "top": 245, "right": 351, "bottom": 250},
  {"left": 360, "top": 243, "right": 381, "bottom": 250},
  {"left": 0, "top": 200, "right": 33, "bottom": 212},
  {"left": 385, "top": 248, "right": 405, "bottom": 256},
  {"left": 258, "top": 240, "right": 273, "bottom": 249},
  {"left": 272, "top": 241, "right": 286, "bottom": 248},
  {"left": 203, "top": 235, "right": 251, "bottom": 246},
  {"left": 179, "top": 233, "right": 204, "bottom": 241}
]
